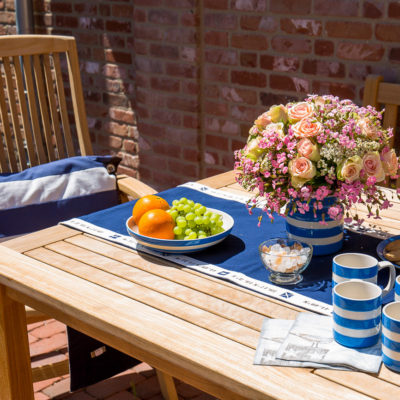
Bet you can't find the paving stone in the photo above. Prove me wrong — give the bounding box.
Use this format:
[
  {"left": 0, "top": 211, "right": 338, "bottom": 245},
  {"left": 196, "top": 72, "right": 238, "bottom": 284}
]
[
  {"left": 105, "top": 390, "right": 137, "bottom": 399},
  {"left": 135, "top": 375, "right": 161, "bottom": 399},
  {"left": 42, "top": 377, "right": 71, "bottom": 399},
  {"left": 33, "top": 377, "right": 61, "bottom": 392},
  {"left": 60, "top": 391, "right": 96, "bottom": 399},
  {"left": 29, "top": 321, "right": 47, "bottom": 330},
  {"left": 30, "top": 321, "right": 66, "bottom": 339},
  {"left": 86, "top": 370, "right": 143, "bottom": 399},
  {"left": 35, "top": 392, "right": 50, "bottom": 400},
  {"left": 32, "top": 352, "right": 68, "bottom": 368},
  {"left": 30, "top": 333, "right": 68, "bottom": 357},
  {"left": 132, "top": 362, "right": 155, "bottom": 378}
]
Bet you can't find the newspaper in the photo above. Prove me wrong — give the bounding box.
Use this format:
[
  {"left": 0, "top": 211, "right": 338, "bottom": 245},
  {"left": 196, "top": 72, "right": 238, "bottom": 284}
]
[{"left": 254, "top": 314, "right": 382, "bottom": 373}]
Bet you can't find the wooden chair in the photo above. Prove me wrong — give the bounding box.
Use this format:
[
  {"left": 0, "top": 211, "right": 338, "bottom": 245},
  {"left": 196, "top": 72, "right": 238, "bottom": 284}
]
[
  {"left": 363, "top": 75, "right": 400, "bottom": 149},
  {"left": 0, "top": 35, "right": 177, "bottom": 399}
]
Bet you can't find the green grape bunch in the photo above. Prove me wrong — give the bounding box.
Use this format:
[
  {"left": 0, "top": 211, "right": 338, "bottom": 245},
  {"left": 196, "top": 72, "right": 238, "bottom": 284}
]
[{"left": 165, "top": 197, "right": 225, "bottom": 240}]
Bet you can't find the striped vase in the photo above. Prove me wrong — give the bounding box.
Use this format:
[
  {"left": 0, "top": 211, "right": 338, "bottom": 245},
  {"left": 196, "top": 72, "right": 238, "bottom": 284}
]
[{"left": 285, "top": 197, "right": 343, "bottom": 256}]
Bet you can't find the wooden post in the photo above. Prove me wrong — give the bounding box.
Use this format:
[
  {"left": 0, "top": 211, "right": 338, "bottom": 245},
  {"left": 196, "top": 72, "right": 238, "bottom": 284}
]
[{"left": 0, "top": 285, "right": 34, "bottom": 400}]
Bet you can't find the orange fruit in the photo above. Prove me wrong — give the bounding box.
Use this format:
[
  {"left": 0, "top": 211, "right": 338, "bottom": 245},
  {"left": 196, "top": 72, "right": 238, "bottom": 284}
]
[
  {"left": 132, "top": 195, "right": 170, "bottom": 225},
  {"left": 138, "top": 209, "right": 175, "bottom": 240}
]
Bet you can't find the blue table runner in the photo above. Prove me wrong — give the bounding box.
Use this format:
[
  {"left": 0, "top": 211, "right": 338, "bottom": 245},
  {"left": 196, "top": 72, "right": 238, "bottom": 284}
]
[{"left": 62, "top": 182, "right": 395, "bottom": 315}]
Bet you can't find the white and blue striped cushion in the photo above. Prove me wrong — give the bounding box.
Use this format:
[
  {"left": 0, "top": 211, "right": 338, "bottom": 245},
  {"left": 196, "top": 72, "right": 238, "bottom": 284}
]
[{"left": 0, "top": 156, "right": 120, "bottom": 238}]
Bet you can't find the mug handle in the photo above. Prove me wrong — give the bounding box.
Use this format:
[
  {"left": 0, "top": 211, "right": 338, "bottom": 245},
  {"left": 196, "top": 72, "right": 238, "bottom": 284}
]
[{"left": 378, "top": 260, "right": 396, "bottom": 297}]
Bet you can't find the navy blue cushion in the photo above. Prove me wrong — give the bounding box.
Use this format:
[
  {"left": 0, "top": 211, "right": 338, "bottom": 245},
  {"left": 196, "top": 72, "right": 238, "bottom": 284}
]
[{"left": 0, "top": 156, "right": 120, "bottom": 238}]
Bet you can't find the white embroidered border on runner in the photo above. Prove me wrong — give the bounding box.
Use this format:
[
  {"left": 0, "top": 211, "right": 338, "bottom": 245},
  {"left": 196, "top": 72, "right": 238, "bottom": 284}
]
[{"left": 62, "top": 182, "right": 336, "bottom": 315}]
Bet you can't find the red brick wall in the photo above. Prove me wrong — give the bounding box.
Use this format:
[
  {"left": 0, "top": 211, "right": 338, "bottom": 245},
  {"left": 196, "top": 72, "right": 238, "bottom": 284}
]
[
  {"left": 35, "top": 0, "right": 139, "bottom": 178},
  {"left": 1, "top": 0, "right": 400, "bottom": 190}
]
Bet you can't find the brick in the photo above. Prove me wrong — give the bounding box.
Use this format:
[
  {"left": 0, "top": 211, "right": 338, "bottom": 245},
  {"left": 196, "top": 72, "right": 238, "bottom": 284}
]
[
  {"left": 98, "top": 134, "right": 123, "bottom": 149},
  {"left": 312, "top": 81, "right": 356, "bottom": 100},
  {"left": 30, "top": 333, "right": 68, "bottom": 357},
  {"left": 120, "top": 153, "right": 139, "bottom": 169},
  {"left": 30, "top": 321, "right": 65, "bottom": 339},
  {"left": 181, "top": 11, "right": 198, "bottom": 26},
  {"left": 105, "top": 50, "right": 132, "bottom": 64},
  {"left": 231, "top": 70, "right": 266, "bottom": 87},
  {"left": 164, "top": 0, "right": 196, "bottom": 7},
  {"left": 349, "top": 64, "right": 372, "bottom": 81},
  {"left": 337, "top": 42, "right": 384, "bottom": 61},
  {"left": 390, "top": 48, "right": 400, "bottom": 62},
  {"left": 270, "top": 74, "right": 309, "bottom": 92},
  {"left": 281, "top": 18, "right": 322, "bottom": 36},
  {"left": 167, "top": 96, "right": 198, "bottom": 112},
  {"left": 204, "top": 13, "right": 237, "bottom": 30},
  {"left": 103, "top": 93, "right": 129, "bottom": 107},
  {"left": 112, "top": 4, "right": 133, "bottom": 17},
  {"left": 151, "top": 77, "right": 180, "bottom": 92},
  {"left": 76, "top": 32, "right": 99, "bottom": 46},
  {"left": 133, "top": 8, "right": 146, "bottom": 22},
  {"left": 151, "top": 109, "right": 182, "bottom": 126},
  {"left": 204, "top": 31, "right": 228, "bottom": 46},
  {"left": 74, "top": 3, "right": 97, "bottom": 13},
  {"left": 232, "top": 0, "right": 266, "bottom": 11},
  {"left": 134, "top": 26, "right": 163, "bottom": 40},
  {"left": 220, "top": 86, "right": 258, "bottom": 104},
  {"left": 326, "top": 21, "right": 372, "bottom": 39},
  {"left": 302, "top": 60, "right": 345, "bottom": 78},
  {"left": 204, "top": 100, "right": 229, "bottom": 116},
  {"left": 183, "top": 114, "right": 200, "bottom": 129},
  {"left": 50, "top": 2, "right": 72, "bottom": 12},
  {"left": 376, "top": 24, "right": 400, "bottom": 42},
  {"left": 106, "top": 391, "right": 136, "bottom": 400},
  {"left": 389, "top": 1, "right": 400, "bottom": 18},
  {"left": 135, "top": 57, "right": 163, "bottom": 74},
  {"left": 79, "top": 17, "right": 104, "bottom": 30},
  {"left": 205, "top": 65, "right": 229, "bottom": 83},
  {"left": 103, "top": 64, "right": 128, "bottom": 79},
  {"left": 183, "top": 147, "right": 200, "bottom": 162},
  {"left": 314, "top": 0, "right": 358, "bottom": 16},
  {"left": 34, "top": 393, "right": 50, "bottom": 400},
  {"left": 33, "top": 377, "right": 60, "bottom": 393},
  {"left": 204, "top": 0, "right": 228, "bottom": 9},
  {"left": 205, "top": 83, "right": 222, "bottom": 99},
  {"left": 315, "top": 40, "right": 334, "bottom": 56},
  {"left": 260, "top": 92, "right": 297, "bottom": 108},
  {"left": 206, "top": 134, "right": 229, "bottom": 151},
  {"left": 181, "top": 47, "right": 198, "bottom": 62},
  {"left": 165, "top": 63, "right": 198, "bottom": 78},
  {"left": 205, "top": 49, "right": 237, "bottom": 65},
  {"left": 99, "top": 4, "right": 110, "bottom": 16},
  {"left": 150, "top": 44, "right": 179, "bottom": 59},
  {"left": 163, "top": 27, "right": 197, "bottom": 44},
  {"left": 271, "top": 36, "right": 312, "bottom": 54},
  {"left": 55, "top": 16, "right": 78, "bottom": 28},
  {"left": 231, "top": 34, "right": 268, "bottom": 50},
  {"left": 148, "top": 9, "right": 179, "bottom": 25},
  {"left": 270, "top": 0, "right": 311, "bottom": 14},
  {"left": 182, "top": 81, "right": 199, "bottom": 95},
  {"left": 240, "top": 52, "right": 257, "bottom": 68},
  {"left": 260, "top": 55, "right": 299, "bottom": 72},
  {"left": 106, "top": 20, "right": 132, "bottom": 33},
  {"left": 0, "top": 11, "right": 14, "bottom": 23},
  {"left": 42, "top": 378, "right": 70, "bottom": 398},
  {"left": 169, "top": 160, "right": 198, "bottom": 178},
  {"left": 152, "top": 141, "right": 181, "bottom": 157},
  {"left": 104, "top": 122, "right": 130, "bottom": 136},
  {"left": 363, "top": 1, "right": 384, "bottom": 18}
]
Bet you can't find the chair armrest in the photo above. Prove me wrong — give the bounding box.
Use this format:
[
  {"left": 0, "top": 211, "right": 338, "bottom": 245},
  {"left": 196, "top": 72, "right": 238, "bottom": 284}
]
[{"left": 117, "top": 175, "right": 157, "bottom": 200}]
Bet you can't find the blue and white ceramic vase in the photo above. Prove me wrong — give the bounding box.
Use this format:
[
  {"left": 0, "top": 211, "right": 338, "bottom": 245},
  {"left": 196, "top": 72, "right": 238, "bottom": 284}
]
[{"left": 285, "top": 197, "right": 343, "bottom": 256}]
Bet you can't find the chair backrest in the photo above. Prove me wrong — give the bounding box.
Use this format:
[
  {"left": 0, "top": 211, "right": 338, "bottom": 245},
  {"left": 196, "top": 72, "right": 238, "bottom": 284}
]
[
  {"left": 363, "top": 75, "right": 400, "bottom": 149},
  {"left": 0, "top": 35, "right": 92, "bottom": 173}
]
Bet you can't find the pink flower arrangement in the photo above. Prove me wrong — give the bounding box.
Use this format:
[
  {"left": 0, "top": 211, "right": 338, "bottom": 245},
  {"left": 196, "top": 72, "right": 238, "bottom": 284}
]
[{"left": 234, "top": 95, "right": 400, "bottom": 225}]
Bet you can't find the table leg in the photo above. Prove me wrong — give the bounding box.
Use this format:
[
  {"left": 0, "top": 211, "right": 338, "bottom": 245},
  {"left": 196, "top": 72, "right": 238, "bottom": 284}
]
[
  {"left": 156, "top": 369, "right": 178, "bottom": 400},
  {"left": 0, "top": 285, "right": 34, "bottom": 400}
]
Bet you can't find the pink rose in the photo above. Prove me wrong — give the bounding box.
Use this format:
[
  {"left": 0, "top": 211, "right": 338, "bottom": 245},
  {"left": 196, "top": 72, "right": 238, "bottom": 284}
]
[
  {"left": 254, "top": 112, "right": 272, "bottom": 128},
  {"left": 357, "top": 118, "right": 380, "bottom": 140},
  {"left": 362, "top": 151, "right": 385, "bottom": 182},
  {"left": 381, "top": 148, "right": 399, "bottom": 176},
  {"left": 289, "top": 157, "right": 316, "bottom": 188},
  {"left": 288, "top": 102, "right": 314, "bottom": 122},
  {"left": 297, "top": 138, "right": 320, "bottom": 161},
  {"left": 292, "top": 118, "right": 323, "bottom": 138}
]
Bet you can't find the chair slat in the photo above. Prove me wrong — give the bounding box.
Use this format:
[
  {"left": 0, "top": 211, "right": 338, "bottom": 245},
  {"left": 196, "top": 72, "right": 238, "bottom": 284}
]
[
  {"left": 377, "top": 83, "right": 400, "bottom": 106},
  {"left": 3, "top": 57, "right": 27, "bottom": 170},
  {"left": 383, "top": 104, "right": 399, "bottom": 148},
  {"left": 66, "top": 41, "right": 92, "bottom": 155},
  {"left": 32, "top": 54, "right": 55, "bottom": 162},
  {"left": 43, "top": 54, "right": 65, "bottom": 159},
  {"left": 0, "top": 64, "right": 17, "bottom": 172},
  {"left": 13, "top": 56, "right": 38, "bottom": 168},
  {"left": 53, "top": 53, "right": 75, "bottom": 157},
  {"left": 22, "top": 55, "right": 46, "bottom": 164},
  {"left": 362, "top": 75, "right": 382, "bottom": 109}
]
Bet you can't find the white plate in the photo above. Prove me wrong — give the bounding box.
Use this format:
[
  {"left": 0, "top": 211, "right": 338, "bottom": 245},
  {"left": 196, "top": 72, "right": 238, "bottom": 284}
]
[{"left": 126, "top": 208, "right": 234, "bottom": 253}]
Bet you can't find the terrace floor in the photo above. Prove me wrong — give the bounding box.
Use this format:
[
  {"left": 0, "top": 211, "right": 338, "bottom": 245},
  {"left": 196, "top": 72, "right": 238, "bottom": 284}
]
[{"left": 29, "top": 320, "right": 217, "bottom": 400}]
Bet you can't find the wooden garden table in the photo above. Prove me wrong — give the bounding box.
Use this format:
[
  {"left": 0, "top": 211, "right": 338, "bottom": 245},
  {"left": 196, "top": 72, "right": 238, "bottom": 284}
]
[{"left": 1, "top": 171, "right": 400, "bottom": 400}]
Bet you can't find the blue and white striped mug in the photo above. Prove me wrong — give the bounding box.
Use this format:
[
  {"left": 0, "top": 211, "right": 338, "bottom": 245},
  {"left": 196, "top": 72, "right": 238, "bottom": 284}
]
[
  {"left": 395, "top": 276, "right": 400, "bottom": 302},
  {"left": 332, "top": 253, "right": 395, "bottom": 297},
  {"left": 333, "top": 280, "right": 382, "bottom": 348},
  {"left": 382, "top": 302, "right": 400, "bottom": 372}
]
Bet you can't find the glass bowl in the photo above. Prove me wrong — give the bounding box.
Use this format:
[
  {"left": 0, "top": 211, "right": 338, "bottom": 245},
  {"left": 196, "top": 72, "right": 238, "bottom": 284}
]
[{"left": 259, "top": 238, "right": 313, "bottom": 285}]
